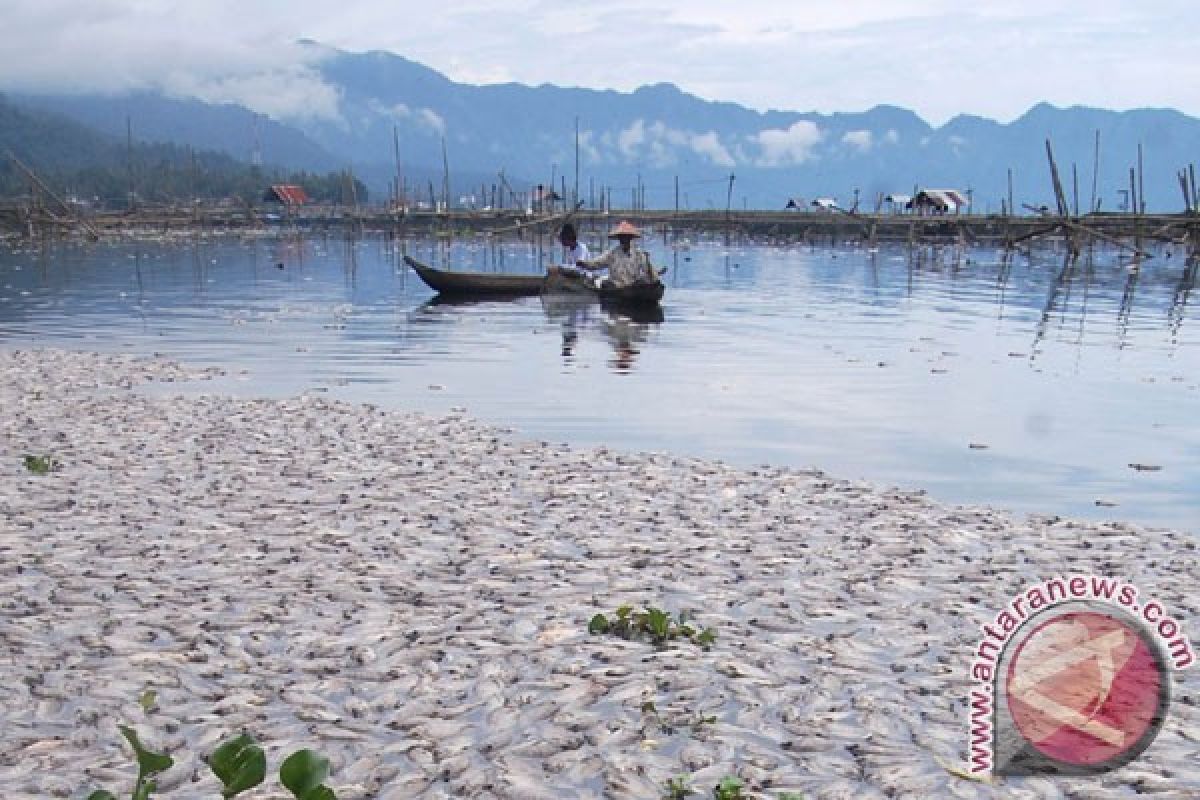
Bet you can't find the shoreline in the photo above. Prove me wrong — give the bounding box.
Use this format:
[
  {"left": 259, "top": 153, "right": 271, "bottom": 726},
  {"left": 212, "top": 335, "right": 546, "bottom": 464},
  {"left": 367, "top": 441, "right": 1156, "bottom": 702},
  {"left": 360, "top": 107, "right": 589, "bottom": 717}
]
[
  {"left": 4, "top": 206, "right": 1198, "bottom": 251},
  {"left": 1, "top": 347, "right": 1196, "bottom": 798}
]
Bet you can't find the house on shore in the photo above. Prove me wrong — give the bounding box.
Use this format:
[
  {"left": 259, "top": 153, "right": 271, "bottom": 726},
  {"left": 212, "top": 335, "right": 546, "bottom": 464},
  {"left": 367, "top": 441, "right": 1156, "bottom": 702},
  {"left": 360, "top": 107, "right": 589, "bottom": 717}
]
[
  {"left": 910, "top": 189, "right": 968, "bottom": 215},
  {"left": 263, "top": 185, "right": 310, "bottom": 207},
  {"left": 883, "top": 193, "right": 912, "bottom": 214}
]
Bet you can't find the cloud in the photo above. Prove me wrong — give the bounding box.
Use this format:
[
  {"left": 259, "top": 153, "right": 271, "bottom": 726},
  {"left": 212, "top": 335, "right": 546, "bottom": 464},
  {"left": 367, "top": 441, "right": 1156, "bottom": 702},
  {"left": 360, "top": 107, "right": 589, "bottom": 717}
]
[
  {"left": 617, "top": 119, "right": 647, "bottom": 158},
  {"left": 365, "top": 100, "right": 447, "bottom": 135},
  {"left": 577, "top": 130, "right": 603, "bottom": 163},
  {"left": 1, "top": 1, "right": 1198, "bottom": 127},
  {"left": 0, "top": 1, "right": 344, "bottom": 122},
  {"left": 612, "top": 119, "right": 736, "bottom": 167},
  {"left": 842, "top": 130, "right": 873, "bottom": 152},
  {"left": 753, "top": 120, "right": 823, "bottom": 166},
  {"left": 689, "top": 131, "right": 735, "bottom": 167},
  {"left": 169, "top": 67, "right": 341, "bottom": 122}
]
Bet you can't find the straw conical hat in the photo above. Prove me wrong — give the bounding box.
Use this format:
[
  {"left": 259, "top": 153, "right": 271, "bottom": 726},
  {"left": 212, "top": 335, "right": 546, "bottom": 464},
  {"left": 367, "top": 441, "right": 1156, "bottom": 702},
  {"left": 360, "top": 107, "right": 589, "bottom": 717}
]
[{"left": 607, "top": 220, "right": 642, "bottom": 238}]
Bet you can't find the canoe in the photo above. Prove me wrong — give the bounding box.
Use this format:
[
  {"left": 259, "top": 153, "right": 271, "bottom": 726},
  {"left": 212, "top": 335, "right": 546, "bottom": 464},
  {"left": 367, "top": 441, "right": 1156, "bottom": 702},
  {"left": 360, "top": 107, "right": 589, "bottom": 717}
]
[
  {"left": 404, "top": 256, "right": 542, "bottom": 295},
  {"left": 405, "top": 256, "right": 664, "bottom": 305}
]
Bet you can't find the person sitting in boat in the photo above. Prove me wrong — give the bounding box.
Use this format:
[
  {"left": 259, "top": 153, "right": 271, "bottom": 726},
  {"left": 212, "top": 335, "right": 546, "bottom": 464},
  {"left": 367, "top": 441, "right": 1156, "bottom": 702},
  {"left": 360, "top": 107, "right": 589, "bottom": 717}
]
[
  {"left": 579, "top": 220, "right": 658, "bottom": 288},
  {"left": 550, "top": 223, "right": 592, "bottom": 280}
]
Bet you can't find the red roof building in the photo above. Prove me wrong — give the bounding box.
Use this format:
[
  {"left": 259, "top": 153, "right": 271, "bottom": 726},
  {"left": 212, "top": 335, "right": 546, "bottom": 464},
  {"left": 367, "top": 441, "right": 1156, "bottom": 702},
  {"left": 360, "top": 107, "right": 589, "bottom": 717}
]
[{"left": 263, "top": 185, "right": 310, "bottom": 205}]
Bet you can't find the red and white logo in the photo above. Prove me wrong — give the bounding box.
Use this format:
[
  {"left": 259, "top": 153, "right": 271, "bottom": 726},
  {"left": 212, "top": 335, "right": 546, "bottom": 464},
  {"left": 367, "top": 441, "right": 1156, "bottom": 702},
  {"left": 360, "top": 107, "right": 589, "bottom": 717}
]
[{"left": 1005, "top": 609, "right": 1166, "bottom": 769}]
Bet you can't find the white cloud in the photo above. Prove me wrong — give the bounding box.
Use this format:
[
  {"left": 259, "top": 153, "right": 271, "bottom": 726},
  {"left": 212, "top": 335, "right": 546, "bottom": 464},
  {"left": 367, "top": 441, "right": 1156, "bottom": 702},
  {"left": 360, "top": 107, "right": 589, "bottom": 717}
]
[
  {"left": 0, "top": 2, "right": 349, "bottom": 121},
  {"left": 842, "top": 130, "right": 873, "bottom": 152},
  {"left": 170, "top": 67, "right": 341, "bottom": 122},
  {"left": 689, "top": 131, "right": 735, "bottom": 167},
  {"left": 612, "top": 119, "right": 735, "bottom": 167},
  {"left": 1, "top": 2, "right": 1198, "bottom": 126},
  {"left": 753, "top": 120, "right": 823, "bottom": 166},
  {"left": 577, "top": 130, "right": 603, "bottom": 163},
  {"left": 366, "top": 100, "right": 446, "bottom": 134},
  {"left": 418, "top": 109, "right": 446, "bottom": 135},
  {"left": 617, "top": 119, "right": 647, "bottom": 158}
]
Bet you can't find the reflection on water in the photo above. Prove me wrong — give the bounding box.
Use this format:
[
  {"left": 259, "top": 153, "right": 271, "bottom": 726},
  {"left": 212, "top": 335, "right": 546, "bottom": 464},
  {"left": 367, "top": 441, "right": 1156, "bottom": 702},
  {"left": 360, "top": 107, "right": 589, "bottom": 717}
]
[
  {"left": 539, "top": 293, "right": 664, "bottom": 373},
  {"left": 0, "top": 233, "right": 1197, "bottom": 531}
]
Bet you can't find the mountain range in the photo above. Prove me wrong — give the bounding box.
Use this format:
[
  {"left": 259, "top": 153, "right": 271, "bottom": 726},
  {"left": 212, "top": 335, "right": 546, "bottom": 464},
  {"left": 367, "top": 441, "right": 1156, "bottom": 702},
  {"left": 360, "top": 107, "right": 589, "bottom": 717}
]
[{"left": 8, "top": 42, "right": 1200, "bottom": 212}]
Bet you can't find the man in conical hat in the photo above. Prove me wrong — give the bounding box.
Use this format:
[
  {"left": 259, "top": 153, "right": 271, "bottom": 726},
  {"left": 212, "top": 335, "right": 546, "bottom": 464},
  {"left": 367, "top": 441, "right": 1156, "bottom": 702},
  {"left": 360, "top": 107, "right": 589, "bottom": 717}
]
[{"left": 578, "top": 220, "right": 658, "bottom": 288}]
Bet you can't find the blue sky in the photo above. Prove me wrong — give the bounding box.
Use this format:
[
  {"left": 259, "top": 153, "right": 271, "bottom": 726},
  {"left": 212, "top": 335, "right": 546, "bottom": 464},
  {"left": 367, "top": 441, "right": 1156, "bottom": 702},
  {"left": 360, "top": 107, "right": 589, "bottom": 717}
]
[{"left": 4, "top": 1, "right": 1197, "bottom": 125}]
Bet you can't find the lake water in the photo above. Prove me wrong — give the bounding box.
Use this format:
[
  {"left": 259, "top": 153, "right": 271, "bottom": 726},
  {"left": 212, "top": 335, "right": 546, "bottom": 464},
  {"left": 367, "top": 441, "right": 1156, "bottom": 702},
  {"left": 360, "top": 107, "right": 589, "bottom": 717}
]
[{"left": 1, "top": 232, "right": 1197, "bottom": 531}]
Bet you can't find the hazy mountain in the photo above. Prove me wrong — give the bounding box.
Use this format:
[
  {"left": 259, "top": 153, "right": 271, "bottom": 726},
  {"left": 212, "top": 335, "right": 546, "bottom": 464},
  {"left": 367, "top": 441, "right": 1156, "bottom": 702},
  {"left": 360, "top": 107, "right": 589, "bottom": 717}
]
[
  {"left": 0, "top": 95, "right": 364, "bottom": 206},
  {"left": 10, "top": 45, "right": 1200, "bottom": 211},
  {"left": 11, "top": 91, "right": 341, "bottom": 172}
]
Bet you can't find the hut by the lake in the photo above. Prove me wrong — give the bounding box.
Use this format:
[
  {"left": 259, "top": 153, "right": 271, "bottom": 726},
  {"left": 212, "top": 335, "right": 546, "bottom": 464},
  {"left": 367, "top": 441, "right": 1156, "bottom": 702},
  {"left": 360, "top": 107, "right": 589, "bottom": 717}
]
[
  {"left": 263, "top": 185, "right": 310, "bottom": 206},
  {"left": 910, "top": 189, "right": 967, "bottom": 215},
  {"left": 884, "top": 193, "right": 912, "bottom": 214}
]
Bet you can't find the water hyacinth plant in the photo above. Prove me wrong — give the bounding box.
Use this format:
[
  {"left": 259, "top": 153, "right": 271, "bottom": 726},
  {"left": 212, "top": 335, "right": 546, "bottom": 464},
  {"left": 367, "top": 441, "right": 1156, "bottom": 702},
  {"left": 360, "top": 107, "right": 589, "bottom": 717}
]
[
  {"left": 86, "top": 727, "right": 337, "bottom": 800},
  {"left": 22, "top": 454, "right": 60, "bottom": 474},
  {"left": 712, "top": 775, "right": 745, "bottom": 800},
  {"left": 663, "top": 774, "right": 694, "bottom": 799},
  {"left": 588, "top": 604, "right": 717, "bottom": 649}
]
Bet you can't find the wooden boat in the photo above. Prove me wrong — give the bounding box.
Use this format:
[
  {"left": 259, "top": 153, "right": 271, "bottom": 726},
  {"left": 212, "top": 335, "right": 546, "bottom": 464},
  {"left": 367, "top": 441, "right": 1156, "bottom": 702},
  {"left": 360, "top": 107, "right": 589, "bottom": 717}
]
[
  {"left": 405, "top": 256, "right": 664, "bottom": 305},
  {"left": 405, "top": 256, "right": 542, "bottom": 296}
]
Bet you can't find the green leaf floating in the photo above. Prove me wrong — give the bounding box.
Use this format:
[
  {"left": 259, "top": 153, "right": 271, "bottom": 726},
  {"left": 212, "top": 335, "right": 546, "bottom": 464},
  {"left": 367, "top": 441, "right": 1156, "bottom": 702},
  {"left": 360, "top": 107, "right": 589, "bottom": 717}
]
[
  {"left": 86, "top": 792, "right": 118, "bottom": 800},
  {"left": 280, "top": 749, "right": 333, "bottom": 800},
  {"left": 119, "top": 724, "right": 173, "bottom": 800},
  {"left": 210, "top": 733, "right": 267, "bottom": 798},
  {"left": 587, "top": 613, "right": 610, "bottom": 634},
  {"left": 645, "top": 607, "right": 672, "bottom": 642}
]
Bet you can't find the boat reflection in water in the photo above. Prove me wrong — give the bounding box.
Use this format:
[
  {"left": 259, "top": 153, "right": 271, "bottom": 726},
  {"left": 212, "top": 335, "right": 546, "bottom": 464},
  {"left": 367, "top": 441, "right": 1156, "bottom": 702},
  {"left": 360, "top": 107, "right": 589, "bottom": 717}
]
[
  {"left": 539, "top": 292, "right": 664, "bottom": 373},
  {"left": 423, "top": 291, "right": 664, "bottom": 374}
]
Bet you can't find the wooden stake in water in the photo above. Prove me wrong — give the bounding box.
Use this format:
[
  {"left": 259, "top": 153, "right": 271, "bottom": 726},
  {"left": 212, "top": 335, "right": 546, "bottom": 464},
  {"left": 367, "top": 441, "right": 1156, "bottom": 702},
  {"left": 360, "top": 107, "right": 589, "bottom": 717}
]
[
  {"left": 1137, "top": 142, "right": 1146, "bottom": 215},
  {"left": 1007, "top": 168, "right": 1014, "bottom": 219},
  {"left": 441, "top": 137, "right": 450, "bottom": 211},
  {"left": 393, "top": 125, "right": 404, "bottom": 209},
  {"left": 1072, "top": 163, "right": 1079, "bottom": 217},
  {"left": 126, "top": 115, "right": 136, "bottom": 211},
  {"left": 1045, "top": 140, "right": 1068, "bottom": 217}
]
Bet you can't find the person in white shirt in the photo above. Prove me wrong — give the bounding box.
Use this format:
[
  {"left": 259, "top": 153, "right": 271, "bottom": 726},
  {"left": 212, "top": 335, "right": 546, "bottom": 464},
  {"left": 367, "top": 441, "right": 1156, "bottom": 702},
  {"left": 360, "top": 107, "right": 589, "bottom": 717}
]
[
  {"left": 558, "top": 223, "right": 589, "bottom": 268},
  {"left": 548, "top": 222, "right": 598, "bottom": 283}
]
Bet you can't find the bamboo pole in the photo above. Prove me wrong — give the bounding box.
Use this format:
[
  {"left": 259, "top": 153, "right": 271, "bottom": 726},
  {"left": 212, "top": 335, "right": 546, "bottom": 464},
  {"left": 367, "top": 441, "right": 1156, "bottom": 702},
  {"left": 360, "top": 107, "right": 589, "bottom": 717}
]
[
  {"left": 1007, "top": 168, "right": 1014, "bottom": 219},
  {"left": 440, "top": 137, "right": 450, "bottom": 211},
  {"left": 1072, "top": 164, "right": 1079, "bottom": 217},
  {"left": 393, "top": 125, "right": 404, "bottom": 209},
  {"left": 1137, "top": 142, "right": 1146, "bottom": 215},
  {"left": 5, "top": 149, "right": 100, "bottom": 238},
  {"left": 1045, "top": 140, "right": 1069, "bottom": 217}
]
